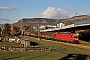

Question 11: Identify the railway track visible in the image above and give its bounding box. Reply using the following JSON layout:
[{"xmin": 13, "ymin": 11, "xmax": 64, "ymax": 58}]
[
  {"xmin": 25, "ymin": 30, "xmax": 90, "ymax": 51},
  {"xmin": 29, "ymin": 36, "xmax": 90, "ymax": 51},
  {"xmin": 79, "ymin": 41, "xmax": 90, "ymax": 49},
  {"xmin": 47, "ymin": 39, "xmax": 90, "ymax": 50}
]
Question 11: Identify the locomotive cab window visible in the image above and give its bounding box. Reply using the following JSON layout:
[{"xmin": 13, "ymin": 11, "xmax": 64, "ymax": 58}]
[{"xmin": 74, "ymin": 36, "xmax": 78, "ymax": 38}]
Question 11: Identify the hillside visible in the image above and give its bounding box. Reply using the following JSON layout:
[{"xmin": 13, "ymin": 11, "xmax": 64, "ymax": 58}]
[
  {"xmin": 13, "ymin": 14, "xmax": 90, "ymax": 26},
  {"xmin": 13, "ymin": 18, "xmax": 61, "ymax": 26},
  {"xmin": 61, "ymin": 14, "xmax": 90, "ymax": 25}
]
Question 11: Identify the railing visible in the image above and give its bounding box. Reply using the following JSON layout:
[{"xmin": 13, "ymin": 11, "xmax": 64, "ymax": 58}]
[{"xmin": 74, "ymin": 19, "xmax": 90, "ymax": 27}]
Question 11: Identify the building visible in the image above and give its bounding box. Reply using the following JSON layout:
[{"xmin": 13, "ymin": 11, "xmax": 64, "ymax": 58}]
[{"xmin": 19, "ymin": 38, "xmax": 31, "ymax": 47}]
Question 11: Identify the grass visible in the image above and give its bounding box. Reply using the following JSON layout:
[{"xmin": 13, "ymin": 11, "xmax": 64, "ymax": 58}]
[
  {"xmin": 0, "ymin": 36, "xmax": 90, "ymax": 60},
  {"xmin": 0, "ymin": 42, "xmax": 19, "ymax": 48},
  {"xmin": 0, "ymin": 51, "xmax": 67, "ymax": 60},
  {"xmin": 0, "ymin": 38, "xmax": 67, "ymax": 60},
  {"xmin": 25, "ymin": 36, "xmax": 90, "ymax": 55}
]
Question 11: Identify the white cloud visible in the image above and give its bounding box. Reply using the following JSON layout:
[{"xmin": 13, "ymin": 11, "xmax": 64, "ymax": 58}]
[
  {"xmin": 0, "ymin": 18, "xmax": 11, "ymax": 24},
  {"xmin": 0, "ymin": 6, "xmax": 18, "ymax": 11},
  {"xmin": 0, "ymin": 18, "xmax": 10, "ymax": 21},
  {"xmin": 42, "ymin": 7, "xmax": 76, "ymax": 19}
]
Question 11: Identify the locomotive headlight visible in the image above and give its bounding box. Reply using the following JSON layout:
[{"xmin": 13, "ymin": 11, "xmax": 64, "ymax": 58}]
[{"xmin": 76, "ymin": 33, "xmax": 79, "ymax": 35}]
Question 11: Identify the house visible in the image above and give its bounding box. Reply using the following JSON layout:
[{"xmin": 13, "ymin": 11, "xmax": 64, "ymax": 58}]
[{"xmin": 19, "ymin": 38, "xmax": 31, "ymax": 47}]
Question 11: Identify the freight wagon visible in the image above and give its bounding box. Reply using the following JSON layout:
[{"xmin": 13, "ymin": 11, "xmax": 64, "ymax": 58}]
[{"xmin": 54, "ymin": 32, "xmax": 79, "ymax": 43}]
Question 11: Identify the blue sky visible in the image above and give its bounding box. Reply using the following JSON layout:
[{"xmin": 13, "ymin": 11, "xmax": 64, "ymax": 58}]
[{"xmin": 0, "ymin": 0, "xmax": 90, "ymax": 24}]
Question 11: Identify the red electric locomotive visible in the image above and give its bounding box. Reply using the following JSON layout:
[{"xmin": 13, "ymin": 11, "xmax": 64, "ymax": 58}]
[{"xmin": 54, "ymin": 32, "xmax": 79, "ymax": 43}]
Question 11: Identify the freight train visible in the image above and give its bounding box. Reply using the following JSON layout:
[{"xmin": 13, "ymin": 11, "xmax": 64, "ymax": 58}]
[{"xmin": 24, "ymin": 31, "xmax": 79, "ymax": 43}]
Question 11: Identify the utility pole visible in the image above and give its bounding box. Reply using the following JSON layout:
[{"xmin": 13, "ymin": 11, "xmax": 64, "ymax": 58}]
[
  {"xmin": 36, "ymin": 20, "xmax": 40, "ymax": 40},
  {"xmin": 74, "ymin": 12, "xmax": 78, "ymax": 33}
]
